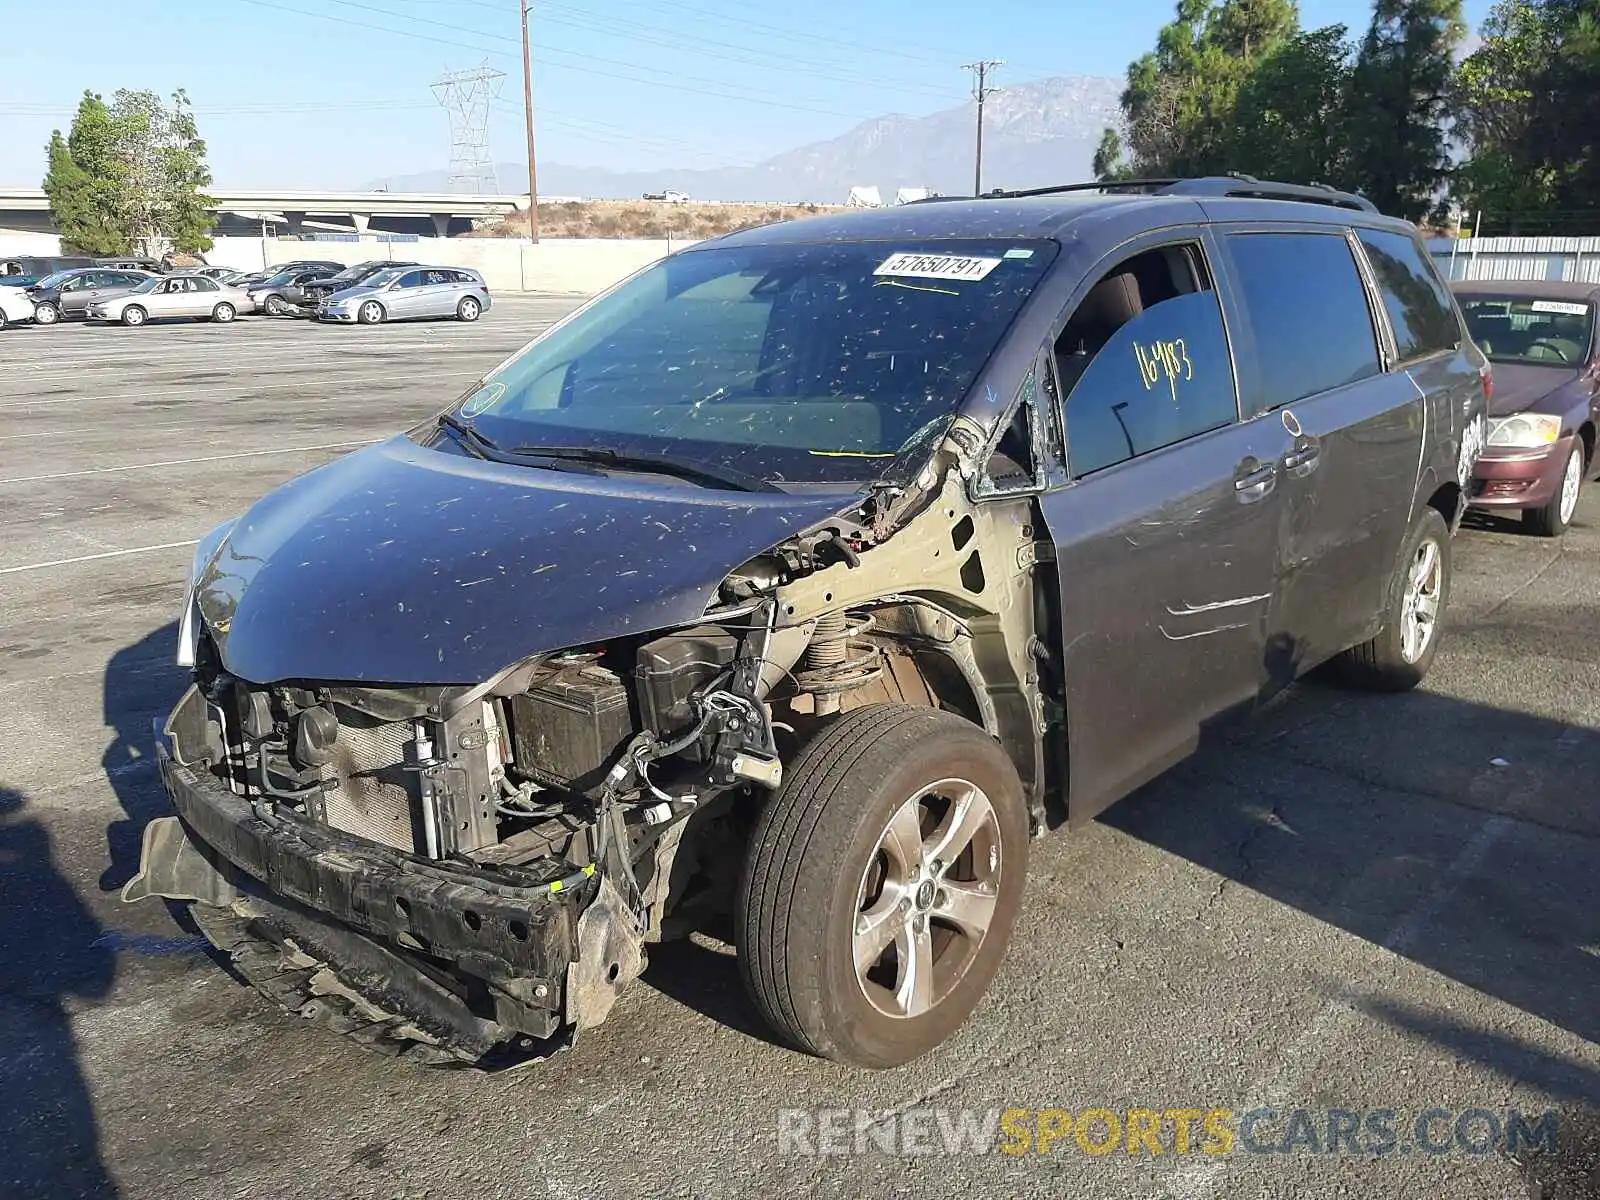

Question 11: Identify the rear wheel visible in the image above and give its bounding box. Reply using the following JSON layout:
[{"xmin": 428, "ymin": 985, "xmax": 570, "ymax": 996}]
[
  {"xmin": 456, "ymin": 296, "xmax": 481, "ymax": 322},
  {"xmin": 1331, "ymin": 507, "xmax": 1451, "ymax": 691},
  {"xmin": 1523, "ymin": 441, "xmax": 1584, "ymax": 537},
  {"xmin": 211, "ymin": 302, "xmax": 236, "ymax": 324},
  {"xmin": 33, "ymin": 301, "xmax": 59, "ymax": 326},
  {"xmin": 121, "ymin": 305, "xmax": 148, "ymax": 328},
  {"xmin": 357, "ymin": 300, "xmax": 385, "ymax": 325},
  {"xmin": 738, "ymin": 703, "xmax": 1028, "ymax": 1067}
]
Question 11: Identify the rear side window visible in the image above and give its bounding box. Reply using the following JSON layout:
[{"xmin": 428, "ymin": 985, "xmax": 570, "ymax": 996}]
[
  {"xmin": 1058, "ymin": 244, "xmax": 1240, "ymax": 477},
  {"xmin": 1357, "ymin": 228, "xmax": 1460, "ymax": 360},
  {"xmin": 1226, "ymin": 232, "xmax": 1381, "ymax": 407}
]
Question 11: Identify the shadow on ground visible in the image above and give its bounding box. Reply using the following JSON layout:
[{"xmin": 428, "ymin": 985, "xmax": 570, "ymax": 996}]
[
  {"xmin": 0, "ymin": 786, "xmax": 119, "ymax": 1198},
  {"xmin": 1104, "ymin": 682, "xmax": 1600, "ymax": 1093}
]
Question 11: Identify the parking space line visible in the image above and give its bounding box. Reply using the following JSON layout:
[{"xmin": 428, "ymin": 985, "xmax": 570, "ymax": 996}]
[
  {"xmin": 0, "ymin": 539, "xmax": 199, "ymax": 575},
  {"xmin": 0, "ymin": 440, "xmax": 376, "ymax": 484}
]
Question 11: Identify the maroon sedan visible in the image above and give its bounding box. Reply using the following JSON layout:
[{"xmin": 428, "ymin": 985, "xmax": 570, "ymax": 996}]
[{"xmin": 1454, "ymin": 279, "xmax": 1600, "ymax": 536}]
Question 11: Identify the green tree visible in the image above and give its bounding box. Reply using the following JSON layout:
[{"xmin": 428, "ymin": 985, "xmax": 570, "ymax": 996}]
[
  {"xmin": 1454, "ymin": 0, "xmax": 1562, "ymax": 225},
  {"xmin": 1118, "ymin": 0, "xmax": 1301, "ymax": 176},
  {"xmin": 1230, "ymin": 26, "xmax": 1357, "ymax": 184},
  {"xmin": 1346, "ymin": 0, "xmax": 1467, "ymax": 221},
  {"xmin": 43, "ymin": 93, "xmax": 129, "ymax": 254},
  {"xmin": 40, "ymin": 88, "xmax": 214, "ymax": 256}
]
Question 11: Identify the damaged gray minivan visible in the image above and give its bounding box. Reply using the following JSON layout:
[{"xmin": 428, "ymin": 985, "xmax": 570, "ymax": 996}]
[{"xmin": 126, "ymin": 177, "xmax": 1489, "ymax": 1068}]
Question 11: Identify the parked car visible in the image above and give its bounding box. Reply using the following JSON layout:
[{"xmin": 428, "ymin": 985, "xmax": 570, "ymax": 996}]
[
  {"xmin": 0, "ymin": 286, "xmax": 38, "ymax": 330},
  {"xmin": 299, "ymin": 260, "xmax": 421, "ymax": 308},
  {"xmin": 95, "ymin": 255, "xmax": 165, "ymax": 273},
  {"xmin": 232, "ymin": 260, "xmax": 344, "ymax": 290},
  {"xmin": 195, "ymin": 267, "xmax": 247, "ymax": 283},
  {"xmin": 124, "ymin": 177, "xmax": 1486, "ymax": 1071},
  {"xmin": 84, "ymin": 274, "xmax": 255, "ymax": 327},
  {"xmin": 1, "ymin": 255, "xmax": 95, "ymax": 283},
  {"xmin": 28, "ymin": 267, "xmax": 159, "ymax": 324},
  {"xmin": 315, "ymin": 265, "xmax": 489, "ymax": 324},
  {"xmin": 644, "ymin": 189, "xmax": 691, "ymax": 203},
  {"xmin": 1454, "ymin": 279, "xmax": 1599, "ymax": 536},
  {"xmin": 248, "ymin": 267, "xmax": 342, "ymax": 316}
]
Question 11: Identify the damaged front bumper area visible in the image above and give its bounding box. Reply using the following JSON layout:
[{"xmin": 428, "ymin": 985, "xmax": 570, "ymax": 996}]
[{"xmin": 127, "ymin": 686, "xmax": 641, "ymax": 1066}]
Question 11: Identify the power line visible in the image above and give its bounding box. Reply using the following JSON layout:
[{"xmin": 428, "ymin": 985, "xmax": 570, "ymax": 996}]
[{"xmin": 962, "ymin": 60, "xmax": 1004, "ymax": 196}]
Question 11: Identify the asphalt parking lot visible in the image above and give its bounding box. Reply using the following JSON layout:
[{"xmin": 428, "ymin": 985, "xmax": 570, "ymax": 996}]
[{"xmin": 1, "ymin": 301, "xmax": 1597, "ymax": 1200}]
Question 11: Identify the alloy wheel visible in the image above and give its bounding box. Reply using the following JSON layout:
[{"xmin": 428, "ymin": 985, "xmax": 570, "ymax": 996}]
[
  {"xmin": 1399, "ymin": 537, "xmax": 1443, "ymax": 664},
  {"xmin": 853, "ymin": 777, "xmax": 1002, "ymax": 1019},
  {"xmin": 1558, "ymin": 446, "xmax": 1583, "ymax": 526}
]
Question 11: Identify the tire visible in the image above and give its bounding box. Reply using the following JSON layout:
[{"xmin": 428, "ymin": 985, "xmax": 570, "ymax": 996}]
[
  {"xmin": 121, "ymin": 305, "xmax": 148, "ymax": 328},
  {"xmin": 1523, "ymin": 441, "xmax": 1584, "ymax": 538},
  {"xmin": 1331, "ymin": 507, "xmax": 1451, "ymax": 691},
  {"xmin": 263, "ymin": 294, "xmax": 286, "ymax": 316},
  {"xmin": 211, "ymin": 302, "xmax": 236, "ymax": 324},
  {"xmin": 357, "ymin": 300, "xmax": 385, "ymax": 325},
  {"xmin": 737, "ymin": 703, "xmax": 1028, "ymax": 1067},
  {"xmin": 0, "ymin": 308, "xmax": 7, "ymax": 331},
  {"xmin": 33, "ymin": 301, "xmax": 59, "ymax": 326},
  {"xmin": 456, "ymin": 296, "xmax": 481, "ymax": 322}
]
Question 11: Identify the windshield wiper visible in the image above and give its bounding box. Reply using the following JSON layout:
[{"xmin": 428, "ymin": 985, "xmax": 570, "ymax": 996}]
[
  {"xmin": 505, "ymin": 445, "xmax": 780, "ymax": 492},
  {"xmin": 436, "ymin": 411, "xmax": 498, "ymax": 458}
]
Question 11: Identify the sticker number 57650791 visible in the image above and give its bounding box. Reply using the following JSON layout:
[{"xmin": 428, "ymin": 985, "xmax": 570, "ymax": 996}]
[{"xmin": 873, "ymin": 253, "xmax": 1002, "ymax": 282}]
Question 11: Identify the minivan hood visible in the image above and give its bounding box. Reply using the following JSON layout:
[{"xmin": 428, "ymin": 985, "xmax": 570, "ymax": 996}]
[
  {"xmin": 195, "ymin": 436, "xmax": 852, "ymax": 685},
  {"xmin": 1488, "ymin": 362, "xmax": 1583, "ymax": 416}
]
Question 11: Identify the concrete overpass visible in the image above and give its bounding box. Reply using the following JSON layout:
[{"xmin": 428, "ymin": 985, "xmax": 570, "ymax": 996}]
[{"xmin": 0, "ymin": 187, "xmax": 525, "ymax": 238}]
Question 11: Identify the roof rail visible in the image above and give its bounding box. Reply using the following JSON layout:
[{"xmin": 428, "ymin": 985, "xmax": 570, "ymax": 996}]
[{"xmin": 975, "ymin": 174, "xmax": 1378, "ymax": 213}]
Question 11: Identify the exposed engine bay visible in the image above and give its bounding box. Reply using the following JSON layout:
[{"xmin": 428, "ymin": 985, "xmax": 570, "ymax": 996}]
[{"xmin": 132, "ymin": 437, "xmax": 1053, "ymax": 1066}]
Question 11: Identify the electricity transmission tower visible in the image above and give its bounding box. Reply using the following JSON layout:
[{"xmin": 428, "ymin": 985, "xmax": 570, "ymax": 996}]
[
  {"xmin": 432, "ymin": 62, "xmax": 506, "ymax": 194},
  {"xmin": 962, "ymin": 60, "xmax": 1004, "ymax": 196}
]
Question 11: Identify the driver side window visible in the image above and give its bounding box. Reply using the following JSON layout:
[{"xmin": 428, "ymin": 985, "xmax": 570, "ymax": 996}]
[{"xmin": 1057, "ymin": 244, "xmax": 1240, "ymax": 478}]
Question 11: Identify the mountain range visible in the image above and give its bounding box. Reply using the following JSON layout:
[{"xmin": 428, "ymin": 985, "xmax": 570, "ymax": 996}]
[{"xmin": 369, "ymin": 75, "xmax": 1123, "ymax": 203}]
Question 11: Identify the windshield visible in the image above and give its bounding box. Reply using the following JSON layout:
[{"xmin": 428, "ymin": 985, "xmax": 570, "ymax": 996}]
[
  {"xmin": 1461, "ymin": 296, "xmax": 1595, "ymax": 367},
  {"xmin": 452, "ymin": 238, "xmax": 1058, "ymax": 485},
  {"xmin": 35, "ymin": 270, "xmax": 81, "ymax": 289},
  {"xmin": 362, "ymin": 269, "xmax": 405, "ymax": 288}
]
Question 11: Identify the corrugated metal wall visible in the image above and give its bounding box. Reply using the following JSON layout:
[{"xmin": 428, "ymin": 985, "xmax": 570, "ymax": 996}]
[{"xmin": 1427, "ymin": 237, "xmax": 1600, "ymax": 284}]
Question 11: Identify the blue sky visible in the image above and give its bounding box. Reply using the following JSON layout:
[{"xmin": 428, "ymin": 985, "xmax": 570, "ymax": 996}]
[{"xmin": 0, "ymin": 0, "xmax": 1494, "ymax": 188}]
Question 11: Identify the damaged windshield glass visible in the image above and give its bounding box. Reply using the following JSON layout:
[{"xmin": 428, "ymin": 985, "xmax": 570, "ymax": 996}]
[{"xmin": 451, "ymin": 238, "xmax": 1058, "ymax": 484}]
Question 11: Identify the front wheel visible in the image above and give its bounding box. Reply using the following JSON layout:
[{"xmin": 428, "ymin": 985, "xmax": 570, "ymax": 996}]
[
  {"xmin": 1524, "ymin": 441, "xmax": 1584, "ymax": 538},
  {"xmin": 121, "ymin": 305, "xmax": 148, "ymax": 328},
  {"xmin": 738, "ymin": 703, "xmax": 1028, "ymax": 1067},
  {"xmin": 1331, "ymin": 507, "xmax": 1451, "ymax": 691},
  {"xmin": 357, "ymin": 300, "xmax": 385, "ymax": 325},
  {"xmin": 210, "ymin": 302, "xmax": 236, "ymax": 324},
  {"xmin": 263, "ymin": 294, "xmax": 287, "ymax": 316},
  {"xmin": 33, "ymin": 301, "xmax": 59, "ymax": 326},
  {"xmin": 456, "ymin": 296, "xmax": 481, "ymax": 322},
  {"xmin": 0, "ymin": 308, "xmax": 7, "ymax": 331}
]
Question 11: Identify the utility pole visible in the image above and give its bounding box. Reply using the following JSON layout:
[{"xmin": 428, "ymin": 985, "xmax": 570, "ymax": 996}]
[
  {"xmin": 520, "ymin": 0, "xmax": 541, "ymax": 243},
  {"xmin": 962, "ymin": 60, "xmax": 1004, "ymax": 196}
]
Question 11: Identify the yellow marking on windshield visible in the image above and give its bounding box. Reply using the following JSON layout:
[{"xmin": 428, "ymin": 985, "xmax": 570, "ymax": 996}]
[
  {"xmin": 872, "ymin": 279, "xmax": 961, "ymax": 297},
  {"xmin": 808, "ymin": 449, "xmax": 899, "ymax": 458}
]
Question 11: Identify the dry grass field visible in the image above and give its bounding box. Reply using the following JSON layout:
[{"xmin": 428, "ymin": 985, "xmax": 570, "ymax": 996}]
[{"xmin": 483, "ymin": 198, "xmax": 846, "ymax": 239}]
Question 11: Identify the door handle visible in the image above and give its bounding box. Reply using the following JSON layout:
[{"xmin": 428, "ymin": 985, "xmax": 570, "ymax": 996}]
[
  {"xmin": 1283, "ymin": 442, "xmax": 1321, "ymax": 476},
  {"xmin": 1234, "ymin": 461, "xmax": 1277, "ymax": 503}
]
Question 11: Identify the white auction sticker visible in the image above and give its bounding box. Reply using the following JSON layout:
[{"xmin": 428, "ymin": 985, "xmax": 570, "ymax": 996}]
[
  {"xmin": 873, "ymin": 252, "xmax": 1002, "ymax": 281},
  {"xmin": 1530, "ymin": 300, "xmax": 1590, "ymax": 316}
]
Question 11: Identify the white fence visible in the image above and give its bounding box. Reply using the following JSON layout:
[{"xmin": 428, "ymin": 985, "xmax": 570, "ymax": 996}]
[
  {"xmin": 210, "ymin": 235, "xmax": 702, "ymax": 295},
  {"xmin": 1426, "ymin": 236, "xmax": 1600, "ymax": 284},
  {"xmin": 0, "ymin": 230, "xmax": 701, "ymax": 296}
]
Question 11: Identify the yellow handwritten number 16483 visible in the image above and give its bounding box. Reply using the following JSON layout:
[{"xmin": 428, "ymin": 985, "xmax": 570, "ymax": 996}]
[{"xmin": 1133, "ymin": 338, "xmax": 1193, "ymax": 401}]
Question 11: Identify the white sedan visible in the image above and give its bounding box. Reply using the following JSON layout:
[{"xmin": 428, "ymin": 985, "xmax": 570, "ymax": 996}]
[
  {"xmin": 0, "ymin": 285, "xmax": 36, "ymax": 330},
  {"xmin": 85, "ymin": 275, "xmax": 256, "ymax": 327}
]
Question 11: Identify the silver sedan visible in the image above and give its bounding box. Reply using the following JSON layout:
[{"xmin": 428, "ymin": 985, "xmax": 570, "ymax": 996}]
[{"xmin": 85, "ymin": 275, "xmax": 257, "ymax": 327}]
